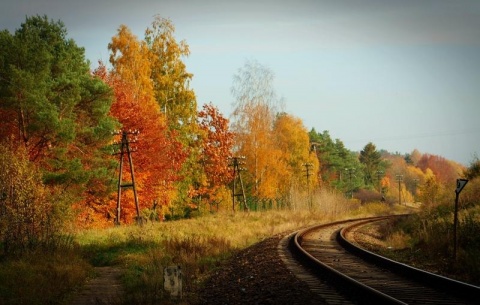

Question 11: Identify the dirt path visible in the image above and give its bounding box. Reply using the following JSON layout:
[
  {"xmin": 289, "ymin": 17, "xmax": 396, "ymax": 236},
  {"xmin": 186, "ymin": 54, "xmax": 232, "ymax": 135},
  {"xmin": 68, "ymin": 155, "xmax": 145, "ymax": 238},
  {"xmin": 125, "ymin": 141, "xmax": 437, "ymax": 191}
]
[{"xmin": 69, "ymin": 267, "xmax": 124, "ymax": 305}]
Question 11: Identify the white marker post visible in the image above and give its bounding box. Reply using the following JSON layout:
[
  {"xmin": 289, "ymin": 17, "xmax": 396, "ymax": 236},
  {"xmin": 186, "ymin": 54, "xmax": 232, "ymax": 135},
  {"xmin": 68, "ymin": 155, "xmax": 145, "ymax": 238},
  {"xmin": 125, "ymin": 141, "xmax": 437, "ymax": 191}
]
[
  {"xmin": 453, "ymin": 179, "xmax": 468, "ymax": 261},
  {"xmin": 164, "ymin": 265, "xmax": 183, "ymax": 298}
]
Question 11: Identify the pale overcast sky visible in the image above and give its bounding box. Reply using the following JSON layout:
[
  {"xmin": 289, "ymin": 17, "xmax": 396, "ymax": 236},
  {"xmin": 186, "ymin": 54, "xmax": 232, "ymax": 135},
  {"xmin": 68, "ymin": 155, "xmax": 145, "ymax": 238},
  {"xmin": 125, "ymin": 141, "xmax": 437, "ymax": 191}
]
[{"xmin": 1, "ymin": 0, "xmax": 479, "ymax": 165}]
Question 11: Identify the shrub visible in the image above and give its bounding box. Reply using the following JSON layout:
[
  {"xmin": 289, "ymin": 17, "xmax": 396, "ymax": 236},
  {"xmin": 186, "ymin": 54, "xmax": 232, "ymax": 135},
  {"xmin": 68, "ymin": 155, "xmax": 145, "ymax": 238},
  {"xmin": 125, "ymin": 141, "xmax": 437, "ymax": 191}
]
[
  {"xmin": 0, "ymin": 144, "xmax": 61, "ymax": 254},
  {"xmin": 354, "ymin": 189, "xmax": 383, "ymax": 204}
]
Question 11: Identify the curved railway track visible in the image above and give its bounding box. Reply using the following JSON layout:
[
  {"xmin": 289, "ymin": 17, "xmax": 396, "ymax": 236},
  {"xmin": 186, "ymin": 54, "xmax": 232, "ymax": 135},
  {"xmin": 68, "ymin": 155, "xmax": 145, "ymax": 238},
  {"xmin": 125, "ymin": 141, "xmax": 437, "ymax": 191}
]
[{"xmin": 288, "ymin": 215, "xmax": 480, "ymax": 305}]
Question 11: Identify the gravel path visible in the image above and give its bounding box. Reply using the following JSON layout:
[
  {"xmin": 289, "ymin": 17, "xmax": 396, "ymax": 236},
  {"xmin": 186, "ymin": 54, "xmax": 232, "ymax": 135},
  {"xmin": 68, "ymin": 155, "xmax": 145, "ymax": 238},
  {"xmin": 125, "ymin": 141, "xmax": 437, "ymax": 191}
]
[
  {"xmin": 69, "ymin": 267, "xmax": 124, "ymax": 305},
  {"xmin": 193, "ymin": 233, "xmax": 327, "ymax": 305}
]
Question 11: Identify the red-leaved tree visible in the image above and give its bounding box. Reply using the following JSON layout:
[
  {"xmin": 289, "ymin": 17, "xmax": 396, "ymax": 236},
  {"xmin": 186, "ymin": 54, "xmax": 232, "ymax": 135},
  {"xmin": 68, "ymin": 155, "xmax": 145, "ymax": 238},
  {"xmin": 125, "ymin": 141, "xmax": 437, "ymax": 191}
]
[
  {"xmin": 91, "ymin": 64, "xmax": 186, "ymax": 224},
  {"xmin": 195, "ymin": 103, "xmax": 234, "ymax": 210}
]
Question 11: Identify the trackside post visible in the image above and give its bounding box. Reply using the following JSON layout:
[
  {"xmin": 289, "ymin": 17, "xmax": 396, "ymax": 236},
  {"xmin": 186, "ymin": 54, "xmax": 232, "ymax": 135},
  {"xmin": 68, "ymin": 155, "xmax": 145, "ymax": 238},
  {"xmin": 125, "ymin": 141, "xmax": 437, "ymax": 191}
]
[{"xmin": 453, "ymin": 178, "xmax": 468, "ymax": 261}]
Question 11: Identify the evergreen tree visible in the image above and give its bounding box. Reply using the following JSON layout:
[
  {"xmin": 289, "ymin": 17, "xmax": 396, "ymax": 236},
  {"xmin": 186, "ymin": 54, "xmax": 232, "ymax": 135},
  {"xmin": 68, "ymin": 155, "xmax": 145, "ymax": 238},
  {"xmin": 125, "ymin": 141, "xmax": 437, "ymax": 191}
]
[
  {"xmin": 0, "ymin": 15, "xmax": 117, "ymax": 205},
  {"xmin": 309, "ymin": 129, "xmax": 363, "ymax": 194},
  {"xmin": 359, "ymin": 142, "xmax": 382, "ymax": 187}
]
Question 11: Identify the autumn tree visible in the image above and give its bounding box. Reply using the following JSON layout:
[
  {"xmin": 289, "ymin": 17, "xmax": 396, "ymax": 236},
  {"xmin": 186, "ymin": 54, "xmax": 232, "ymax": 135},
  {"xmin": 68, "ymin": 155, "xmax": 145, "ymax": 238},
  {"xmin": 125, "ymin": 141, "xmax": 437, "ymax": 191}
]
[
  {"xmin": 107, "ymin": 24, "xmax": 187, "ymax": 223},
  {"xmin": 145, "ymin": 16, "xmax": 196, "ymax": 134},
  {"xmin": 465, "ymin": 155, "xmax": 480, "ymax": 180},
  {"xmin": 410, "ymin": 149, "xmax": 422, "ymax": 166},
  {"xmin": 144, "ymin": 16, "xmax": 200, "ymax": 215},
  {"xmin": 418, "ymin": 168, "xmax": 441, "ymax": 207},
  {"xmin": 230, "ymin": 60, "xmax": 282, "ymax": 201},
  {"xmin": 405, "ymin": 149, "xmax": 422, "ymax": 166},
  {"xmin": 195, "ymin": 103, "xmax": 234, "ymax": 211},
  {"xmin": 0, "ymin": 16, "xmax": 117, "ymax": 211},
  {"xmin": 403, "ymin": 165, "xmax": 424, "ymax": 201},
  {"xmin": 379, "ymin": 152, "xmax": 413, "ymax": 203},
  {"xmin": 109, "ymin": 25, "xmax": 154, "ymax": 103},
  {"xmin": 462, "ymin": 156, "xmax": 480, "ymax": 206},
  {"xmin": 417, "ymin": 153, "xmax": 463, "ymax": 185},
  {"xmin": 273, "ymin": 113, "xmax": 319, "ymax": 199},
  {"xmin": 0, "ymin": 143, "xmax": 58, "ymax": 253}
]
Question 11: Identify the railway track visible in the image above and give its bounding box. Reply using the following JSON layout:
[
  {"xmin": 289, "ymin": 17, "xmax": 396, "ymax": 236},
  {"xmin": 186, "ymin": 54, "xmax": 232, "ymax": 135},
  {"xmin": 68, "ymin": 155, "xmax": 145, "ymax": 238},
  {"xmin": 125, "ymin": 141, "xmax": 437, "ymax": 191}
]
[{"xmin": 287, "ymin": 215, "xmax": 480, "ymax": 304}]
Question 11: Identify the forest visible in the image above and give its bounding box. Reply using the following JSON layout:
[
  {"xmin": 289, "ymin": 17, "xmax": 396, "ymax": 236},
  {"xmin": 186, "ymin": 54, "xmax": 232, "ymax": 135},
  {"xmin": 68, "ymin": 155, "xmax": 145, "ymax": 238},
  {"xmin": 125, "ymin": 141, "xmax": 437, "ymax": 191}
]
[{"xmin": 1, "ymin": 15, "xmax": 480, "ymax": 304}]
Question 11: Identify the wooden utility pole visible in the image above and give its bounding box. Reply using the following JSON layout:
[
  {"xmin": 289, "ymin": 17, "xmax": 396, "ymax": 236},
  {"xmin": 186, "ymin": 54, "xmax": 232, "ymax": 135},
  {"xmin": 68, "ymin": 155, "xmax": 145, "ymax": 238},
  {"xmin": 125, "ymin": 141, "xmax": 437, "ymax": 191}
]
[
  {"xmin": 113, "ymin": 130, "xmax": 140, "ymax": 225},
  {"xmin": 395, "ymin": 174, "xmax": 403, "ymax": 205},
  {"xmin": 229, "ymin": 156, "xmax": 248, "ymax": 212},
  {"xmin": 376, "ymin": 170, "xmax": 384, "ymax": 194},
  {"xmin": 413, "ymin": 178, "xmax": 419, "ymax": 202},
  {"xmin": 303, "ymin": 163, "xmax": 313, "ymax": 208},
  {"xmin": 345, "ymin": 168, "xmax": 355, "ymax": 199}
]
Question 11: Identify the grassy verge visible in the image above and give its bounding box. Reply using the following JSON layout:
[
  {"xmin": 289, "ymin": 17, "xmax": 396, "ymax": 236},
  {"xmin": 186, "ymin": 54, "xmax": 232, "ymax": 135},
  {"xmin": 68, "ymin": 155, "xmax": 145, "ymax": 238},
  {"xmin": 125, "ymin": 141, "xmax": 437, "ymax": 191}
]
[
  {"xmin": 359, "ymin": 206, "xmax": 480, "ymax": 286},
  {"xmin": 75, "ymin": 197, "xmax": 403, "ymax": 304},
  {"xmin": 77, "ymin": 210, "xmax": 335, "ymax": 303},
  {"xmin": 0, "ymin": 247, "xmax": 92, "ymax": 305},
  {"xmin": 0, "ymin": 194, "xmax": 405, "ymax": 305}
]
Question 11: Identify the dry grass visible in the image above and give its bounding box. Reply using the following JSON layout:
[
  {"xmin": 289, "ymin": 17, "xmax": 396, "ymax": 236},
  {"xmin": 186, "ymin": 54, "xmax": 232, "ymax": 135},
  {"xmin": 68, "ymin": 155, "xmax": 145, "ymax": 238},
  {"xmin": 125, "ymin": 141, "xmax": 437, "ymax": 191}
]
[
  {"xmin": 385, "ymin": 231, "xmax": 412, "ymax": 250},
  {"xmin": 0, "ymin": 189, "xmax": 405, "ymax": 305},
  {"xmin": 77, "ymin": 210, "xmax": 340, "ymax": 304},
  {"xmin": 75, "ymin": 190, "xmax": 389, "ymax": 304},
  {"xmin": 369, "ymin": 195, "xmax": 480, "ymax": 285},
  {"xmin": 0, "ymin": 248, "xmax": 91, "ymax": 305}
]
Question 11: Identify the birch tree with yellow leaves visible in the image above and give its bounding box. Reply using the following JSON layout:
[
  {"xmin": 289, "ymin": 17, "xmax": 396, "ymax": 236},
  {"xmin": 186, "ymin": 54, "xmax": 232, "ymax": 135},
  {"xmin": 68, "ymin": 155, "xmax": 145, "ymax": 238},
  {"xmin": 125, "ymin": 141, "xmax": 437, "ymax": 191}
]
[
  {"xmin": 231, "ymin": 60, "xmax": 317, "ymax": 207},
  {"xmin": 273, "ymin": 113, "xmax": 319, "ymax": 196},
  {"xmin": 145, "ymin": 16, "xmax": 202, "ymax": 215},
  {"xmin": 231, "ymin": 60, "xmax": 280, "ymax": 199}
]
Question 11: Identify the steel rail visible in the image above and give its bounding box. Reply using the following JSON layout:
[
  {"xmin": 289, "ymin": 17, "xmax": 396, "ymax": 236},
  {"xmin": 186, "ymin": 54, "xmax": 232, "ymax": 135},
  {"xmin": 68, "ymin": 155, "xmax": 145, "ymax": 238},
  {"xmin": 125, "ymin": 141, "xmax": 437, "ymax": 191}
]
[
  {"xmin": 338, "ymin": 217, "xmax": 480, "ymax": 304},
  {"xmin": 291, "ymin": 215, "xmax": 478, "ymax": 304},
  {"xmin": 292, "ymin": 216, "xmax": 406, "ymax": 304}
]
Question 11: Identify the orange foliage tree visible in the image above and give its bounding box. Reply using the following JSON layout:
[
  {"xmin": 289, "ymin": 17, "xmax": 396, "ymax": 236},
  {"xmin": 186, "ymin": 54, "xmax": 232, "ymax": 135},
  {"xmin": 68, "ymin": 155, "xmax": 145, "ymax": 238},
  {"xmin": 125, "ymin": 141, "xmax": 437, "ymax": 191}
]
[
  {"xmin": 107, "ymin": 20, "xmax": 200, "ymax": 219},
  {"xmin": 382, "ymin": 152, "xmax": 422, "ymax": 203},
  {"xmin": 417, "ymin": 153, "xmax": 463, "ymax": 185},
  {"xmin": 238, "ymin": 103, "xmax": 278, "ymax": 198},
  {"xmin": 380, "ymin": 150, "xmax": 465, "ymax": 204},
  {"xmin": 194, "ymin": 103, "xmax": 234, "ymax": 210},
  {"xmin": 94, "ymin": 61, "xmax": 186, "ymax": 223},
  {"xmin": 273, "ymin": 113, "xmax": 319, "ymax": 198},
  {"xmin": 145, "ymin": 17, "xmax": 201, "ymax": 216}
]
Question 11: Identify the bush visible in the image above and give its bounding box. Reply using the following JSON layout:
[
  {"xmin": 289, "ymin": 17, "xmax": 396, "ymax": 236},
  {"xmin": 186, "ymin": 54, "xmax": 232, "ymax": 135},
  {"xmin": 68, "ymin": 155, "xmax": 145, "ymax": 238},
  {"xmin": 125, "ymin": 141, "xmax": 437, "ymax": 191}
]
[
  {"xmin": 0, "ymin": 144, "xmax": 62, "ymax": 254},
  {"xmin": 354, "ymin": 189, "xmax": 384, "ymax": 204}
]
